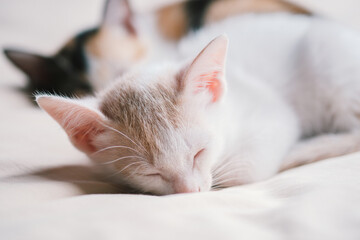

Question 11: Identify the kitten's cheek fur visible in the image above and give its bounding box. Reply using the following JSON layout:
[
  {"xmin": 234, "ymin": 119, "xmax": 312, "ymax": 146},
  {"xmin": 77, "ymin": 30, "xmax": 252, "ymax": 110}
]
[{"xmin": 205, "ymin": 174, "xmax": 213, "ymax": 191}]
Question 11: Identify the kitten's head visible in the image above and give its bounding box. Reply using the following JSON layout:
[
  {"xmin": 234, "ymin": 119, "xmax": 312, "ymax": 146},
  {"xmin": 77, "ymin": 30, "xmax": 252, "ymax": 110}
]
[
  {"xmin": 3, "ymin": 0, "xmax": 146, "ymax": 99},
  {"xmin": 36, "ymin": 35, "xmax": 228, "ymax": 195}
]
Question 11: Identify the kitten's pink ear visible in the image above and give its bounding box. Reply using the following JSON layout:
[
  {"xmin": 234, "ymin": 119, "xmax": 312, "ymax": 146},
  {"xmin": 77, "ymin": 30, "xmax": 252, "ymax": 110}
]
[
  {"xmin": 36, "ymin": 95, "xmax": 106, "ymax": 154},
  {"xmin": 102, "ymin": 0, "xmax": 136, "ymax": 35},
  {"xmin": 179, "ymin": 35, "xmax": 228, "ymax": 103}
]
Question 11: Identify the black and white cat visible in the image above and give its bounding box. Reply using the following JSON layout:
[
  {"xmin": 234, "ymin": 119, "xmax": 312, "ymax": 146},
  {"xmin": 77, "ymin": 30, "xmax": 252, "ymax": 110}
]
[{"xmin": 3, "ymin": 0, "xmax": 308, "ymax": 100}]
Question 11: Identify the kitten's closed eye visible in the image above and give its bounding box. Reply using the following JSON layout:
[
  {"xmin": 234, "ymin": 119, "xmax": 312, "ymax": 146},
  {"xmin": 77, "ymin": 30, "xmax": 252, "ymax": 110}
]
[
  {"xmin": 145, "ymin": 173, "xmax": 162, "ymax": 178},
  {"xmin": 140, "ymin": 172, "xmax": 167, "ymax": 181},
  {"xmin": 193, "ymin": 148, "xmax": 205, "ymax": 168},
  {"xmin": 194, "ymin": 149, "xmax": 205, "ymax": 159}
]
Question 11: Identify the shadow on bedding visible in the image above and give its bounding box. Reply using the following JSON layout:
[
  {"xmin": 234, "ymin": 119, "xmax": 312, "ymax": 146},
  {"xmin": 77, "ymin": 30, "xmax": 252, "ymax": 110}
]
[{"xmin": 29, "ymin": 165, "xmax": 130, "ymax": 195}]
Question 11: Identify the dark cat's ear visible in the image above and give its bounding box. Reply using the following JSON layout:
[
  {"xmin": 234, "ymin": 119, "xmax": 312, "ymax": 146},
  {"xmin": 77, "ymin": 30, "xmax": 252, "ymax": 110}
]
[
  {"xmin": 3, "ymin": 48, "xmax": 54, "ymax": 86},
  {"xmin": 102, "ymin": 0, "xmax": 136, "ymax": 35}
]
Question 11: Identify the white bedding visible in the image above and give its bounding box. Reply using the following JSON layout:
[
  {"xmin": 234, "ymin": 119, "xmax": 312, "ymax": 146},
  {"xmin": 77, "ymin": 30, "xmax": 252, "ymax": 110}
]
[{"xmin": 1, "ymin": 0, "xmax": 360, "ymax": 239}]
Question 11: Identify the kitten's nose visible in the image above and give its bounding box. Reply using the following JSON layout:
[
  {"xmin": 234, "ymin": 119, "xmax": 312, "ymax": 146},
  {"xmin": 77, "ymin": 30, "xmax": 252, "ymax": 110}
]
[
  {"xmin": 175, "ymin": 186, "xmax": 200, "ymax": 194},
  {"xmin": 173, "ymin": 180, "xmax": 201, "ymax": 193}
]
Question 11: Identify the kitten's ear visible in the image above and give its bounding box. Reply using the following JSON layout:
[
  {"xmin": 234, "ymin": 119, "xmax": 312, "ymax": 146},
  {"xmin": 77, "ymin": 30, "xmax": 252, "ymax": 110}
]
[
  {"xmin": 179, "ymin": 35, "xmax": 228, "ymax": 103},
  {"xmin": 3, "ymin": 48, "xmax": 54, "ymax": 85},
  {"xmin": 102, "ymin": 0, "xmax": 136, "ymax": 35},
  {"xmin": 36, "ymin": 95, "xmax": 106, "ymax": 154}
]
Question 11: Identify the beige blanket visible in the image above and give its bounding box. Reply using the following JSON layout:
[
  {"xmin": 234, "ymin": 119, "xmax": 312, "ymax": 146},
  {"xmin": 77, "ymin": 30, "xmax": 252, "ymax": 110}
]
[{"xmin": 1, "ymin": 0, "xmax": 360, "ymax": 239}]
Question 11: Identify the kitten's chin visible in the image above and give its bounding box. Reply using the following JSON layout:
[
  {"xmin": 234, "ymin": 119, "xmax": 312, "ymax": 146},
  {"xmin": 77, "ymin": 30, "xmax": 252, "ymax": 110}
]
[
  {"xmin": 203, "ymin": 183, "xmax": 212, "ymax": 192},
  {"xmin": 145, "ymin": 188, "xmax": 174, "ymax": 196},
  {"xmin": 146, "ymin": 184, "xmax": 210, "ymax": 196}
]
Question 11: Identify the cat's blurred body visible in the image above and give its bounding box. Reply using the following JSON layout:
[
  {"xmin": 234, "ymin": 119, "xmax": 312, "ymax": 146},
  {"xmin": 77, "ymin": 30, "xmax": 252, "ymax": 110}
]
[{"xmin": 4, "ymin": 0, "xmax": 309, "ymax": 100}]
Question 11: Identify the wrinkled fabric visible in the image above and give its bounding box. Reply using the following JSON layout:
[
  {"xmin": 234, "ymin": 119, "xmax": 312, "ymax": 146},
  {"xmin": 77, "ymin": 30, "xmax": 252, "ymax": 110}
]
[{"xmin": 1, "ymin": 1, "xmax": 360, "ymax": 239}]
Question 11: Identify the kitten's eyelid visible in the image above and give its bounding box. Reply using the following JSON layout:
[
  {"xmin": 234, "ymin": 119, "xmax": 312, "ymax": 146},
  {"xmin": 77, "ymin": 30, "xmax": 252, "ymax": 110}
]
[
  {"xmin": 193, "ymin": 148, "xmax": 205, "ymax": 168},
  {"xmin": 146, "ymin": 173, "xmax": 160, "ymax": 176},
  {"xmin": 145, "ymin": 173, "xmax": 163, "ymax": 178},
  {"xmin": 145, "ymin": 173, "xmax": 170, "ymax": 182},
  {"xmin": 194, "ymin": 148, "xmax": 205, "ymax": 158}
]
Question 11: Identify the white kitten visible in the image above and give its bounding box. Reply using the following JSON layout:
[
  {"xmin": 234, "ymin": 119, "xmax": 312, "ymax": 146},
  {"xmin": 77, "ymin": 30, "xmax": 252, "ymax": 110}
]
[{"xmin": 37, "ymin": 14, "xmax": 360, "ymax": 195}]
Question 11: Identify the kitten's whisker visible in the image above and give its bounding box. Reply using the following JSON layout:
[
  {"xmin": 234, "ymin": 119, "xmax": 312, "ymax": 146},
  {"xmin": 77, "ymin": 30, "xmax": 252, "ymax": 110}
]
[
  {"xmin": 92, "ymin": 145, "xmax": 142, "ymax": 156},
  {"xmin": 212, "ymin": 158, "xmax": 234, "ymax": 172},
  {"xmin": 109, "ymin": 161, "xmax": 144, "ymax": 177},
  {"xmin": 214, "ymin": 168, "xmax": 240, "ymax": 180},
  {"xmin": 212, "ymin": 167, "xmax": 245, "ymax": 184},
  {"xmin": 211, "ymin": 186, "xmax": 224, "ymax": 191},
  {"xmin": 100, "ymin": 122, "xmax": 148, "ymax": 154},
  {"xmin": 212, "ymin": 163, "xmax": 231, "ymax": 177},
  {"xmin": 212, "ymin": 160, "xmax": 234, "ymax": 176},
  {"xmin": 212, "ymin": 165, "xmax": 250, "ymax": 186},
  {"xmin": 211, "ymin": 175, "xmax": 226, "ymax": 183},
  {"xmin": 212, "ymin": 177, "xmax": 243, "ymax": 187},
  {"xmin": 101, "ymin": 155, "xmax": 148, "ymax": 165},
  {"xmin": 129, "ymin": 164, "xmax": 149, "ymax": 177}
]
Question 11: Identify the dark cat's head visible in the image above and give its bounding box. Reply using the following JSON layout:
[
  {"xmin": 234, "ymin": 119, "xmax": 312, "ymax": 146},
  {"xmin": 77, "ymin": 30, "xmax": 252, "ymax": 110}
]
[
  {"xmin": 3, "ymin": 0, "xmax": 143, "ymax": 101},
  {"xmin": 4, "ymin": 28, "xmax": 97, "ymax": 99}
]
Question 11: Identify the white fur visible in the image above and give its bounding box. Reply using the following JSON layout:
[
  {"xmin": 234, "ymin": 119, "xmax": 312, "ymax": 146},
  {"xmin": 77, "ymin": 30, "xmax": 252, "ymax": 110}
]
[
  {"xmin": 174, "ymin": 13, "xmax": 360, "ymax": 184},
  {"xmin": 37, "ymin": 13, "xmax": 360, "ymax": 194},
  {"xmin": 181, "ymin": 13, "xmax": 360, "ymax": 133}
]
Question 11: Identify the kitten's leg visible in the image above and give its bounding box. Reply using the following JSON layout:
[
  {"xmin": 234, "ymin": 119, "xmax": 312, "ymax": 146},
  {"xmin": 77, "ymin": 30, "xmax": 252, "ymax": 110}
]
[{"xmin": 280, "ymin": 131, "xmax": 360, "ymax": 171}]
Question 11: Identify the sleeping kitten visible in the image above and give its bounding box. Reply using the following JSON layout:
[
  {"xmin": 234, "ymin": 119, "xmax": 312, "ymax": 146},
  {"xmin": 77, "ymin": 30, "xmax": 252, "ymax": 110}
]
[
  {"xmin": 3, "ymin": 0, "xmax": 309, "ymax": 101},
  {"xmin": 36, "ymin": 13, "xmax": 360, "ymax": 195}
]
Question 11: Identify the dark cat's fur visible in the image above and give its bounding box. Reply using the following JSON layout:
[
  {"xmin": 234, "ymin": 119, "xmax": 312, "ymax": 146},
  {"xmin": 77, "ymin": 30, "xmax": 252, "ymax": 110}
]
[{"xmin": 4, "ymin": 29, "xmax": 97, "ymax": 99}]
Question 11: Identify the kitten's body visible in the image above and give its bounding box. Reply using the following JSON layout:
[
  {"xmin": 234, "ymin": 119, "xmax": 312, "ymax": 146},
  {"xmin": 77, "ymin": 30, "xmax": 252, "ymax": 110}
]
[
  {"xmin": 178, "ymin": 14, "xmax": 360, "ymax": 175},
  {"xmin": 180, "ymin": 14, "xmax": 360, "ymax": 137},
  {"xmin": 37, "ymin": 13, "xmax": 360, "ymax": 195},
  {"xmin": 4, "ymin": 0, "xmax": 309, "ymax": 100}
]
